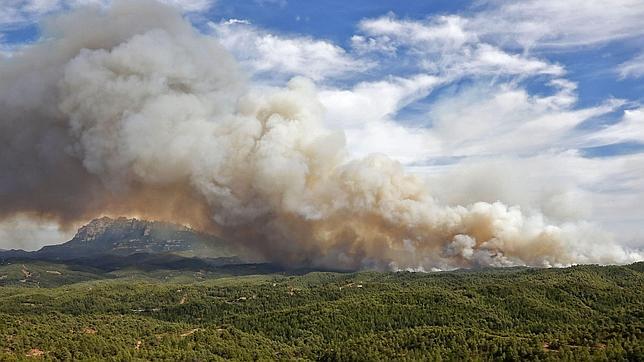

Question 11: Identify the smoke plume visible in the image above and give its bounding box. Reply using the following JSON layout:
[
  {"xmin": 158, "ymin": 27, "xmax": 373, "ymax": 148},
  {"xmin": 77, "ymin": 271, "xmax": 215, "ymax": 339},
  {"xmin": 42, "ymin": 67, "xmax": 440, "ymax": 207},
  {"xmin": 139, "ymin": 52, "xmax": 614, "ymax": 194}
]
[{"xmin": 0, "ymin": 0, "xmax": 640, "ymax": 270}]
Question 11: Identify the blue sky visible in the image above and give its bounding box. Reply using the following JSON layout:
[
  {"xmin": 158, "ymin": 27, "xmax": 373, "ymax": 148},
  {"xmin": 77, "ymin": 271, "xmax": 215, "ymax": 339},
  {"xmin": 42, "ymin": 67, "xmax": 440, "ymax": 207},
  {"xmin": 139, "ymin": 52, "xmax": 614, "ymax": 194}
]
[{"xmin": 1, "ymin": 0, "xmax": 643, "ymax": 250}]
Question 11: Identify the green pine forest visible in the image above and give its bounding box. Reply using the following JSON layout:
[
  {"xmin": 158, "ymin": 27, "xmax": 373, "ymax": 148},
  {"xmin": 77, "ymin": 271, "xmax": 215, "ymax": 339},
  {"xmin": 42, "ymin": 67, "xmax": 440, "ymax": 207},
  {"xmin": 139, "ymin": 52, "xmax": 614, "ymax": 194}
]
[{"xmin": 0, "ymin": 261, "xmax": 642, "ymax": 361}]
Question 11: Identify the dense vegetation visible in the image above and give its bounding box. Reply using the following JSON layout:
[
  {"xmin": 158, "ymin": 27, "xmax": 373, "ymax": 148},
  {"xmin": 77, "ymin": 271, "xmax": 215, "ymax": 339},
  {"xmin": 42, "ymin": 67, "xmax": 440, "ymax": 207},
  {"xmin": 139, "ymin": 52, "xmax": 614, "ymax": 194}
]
[{"xmin": 0, "ymin": 261, "xmax": 642, "ymax": 361}]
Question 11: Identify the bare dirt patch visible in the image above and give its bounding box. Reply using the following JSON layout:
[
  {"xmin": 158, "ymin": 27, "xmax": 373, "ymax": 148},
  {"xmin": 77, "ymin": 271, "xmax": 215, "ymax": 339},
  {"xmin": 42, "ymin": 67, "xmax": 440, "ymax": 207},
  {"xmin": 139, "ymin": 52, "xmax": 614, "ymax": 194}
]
[
  {"xmin": 26, "ymin": 348, "xmax": 44, "ymax": 358},
  {"xmin": 21, "ymin": 265, "xmax": 32, "ymax": 279},
  {"xmin": 82, "ymin": 328, "xmax": 97, "ymax": 335},
  {"xmin": 180, "ymin": 328, "xmax": 201, "ymax": 337}
]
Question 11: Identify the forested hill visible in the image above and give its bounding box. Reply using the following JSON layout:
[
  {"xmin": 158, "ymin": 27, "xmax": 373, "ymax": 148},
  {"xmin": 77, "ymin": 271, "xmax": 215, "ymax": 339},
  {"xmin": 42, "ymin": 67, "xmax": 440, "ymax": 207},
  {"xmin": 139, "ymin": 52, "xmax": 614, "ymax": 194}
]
[{"xmin": 0, "ymin": 261, "xmax": 642, "ymax": 360}]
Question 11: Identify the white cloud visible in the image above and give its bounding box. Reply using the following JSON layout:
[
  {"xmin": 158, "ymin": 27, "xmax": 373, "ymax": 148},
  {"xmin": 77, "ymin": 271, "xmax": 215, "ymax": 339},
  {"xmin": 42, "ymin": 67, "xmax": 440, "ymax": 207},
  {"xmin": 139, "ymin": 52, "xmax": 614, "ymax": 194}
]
[
  {"xmin": 354, "ymin": 14, "xmax": 564, "ymax": 78},
  {"xmin": 320, "ymin": 74, "xmax": 440, "ymax": 128},
  {"xmin": 350, "ymin": 34, "xmax": 397, "ymax": 55},
  {"xmin": 473, "ymin": 0, "xmax": 644, "ymax": 49},
  {"xmin": 463, "ymin": 44, "xmax": 564, "ymax": 77},
  {"xmin": 617, "ymin": 52, "xmax": 644, "ymax": 79},
  {"xmin": 318, "ymin": 74, "xmax": 442, "ymax": 162},
  {"xmin": 223, "ymin": 18, "xmax": 250, "ymax": 25},
  {"xmin": 586, "ymin": 107, "xmax": 644, "ymax": 146},
  {"xmin": 424, "ymin": 81, "xmax": 621, "ymax": 157},
  {"xmin": 210, "ymin": 20, "xmax": 370, "ymax": 81},
  {"xmin": 0, "ymin": 2, "xmax": 37, "ymax": 28},
  {"xmin": 21, "ymin": 0, "xmax": 61, "ymax": 15},
  {"xmin": 358, "ymin": 15, "xmax": 473, "ymax": 52},
  {"xmin": 351, "ymin": 0, "xmax": 644, "ymax": 83}
]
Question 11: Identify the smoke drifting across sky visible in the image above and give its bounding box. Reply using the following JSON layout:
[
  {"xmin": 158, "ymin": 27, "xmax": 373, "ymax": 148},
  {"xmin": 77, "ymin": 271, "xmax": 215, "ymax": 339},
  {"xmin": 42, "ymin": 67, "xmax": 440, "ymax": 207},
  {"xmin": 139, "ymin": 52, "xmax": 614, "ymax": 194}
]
[{"xmin": 0, "ymin": 0, "xmax": 641, "ymax": 270}]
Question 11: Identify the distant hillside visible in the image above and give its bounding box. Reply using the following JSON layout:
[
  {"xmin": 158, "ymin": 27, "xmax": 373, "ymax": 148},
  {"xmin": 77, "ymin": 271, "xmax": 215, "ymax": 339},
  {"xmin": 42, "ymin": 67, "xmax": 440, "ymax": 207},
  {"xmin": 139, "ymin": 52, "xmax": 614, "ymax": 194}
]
[
  {"xmin": 0, "ymin": 256, "xmax": 289, "ymax": 287},
  {"xmin": 0, "ymin": 217, "xmax": 239, "ymax": 261},
  {"xmin": 0, "ymin": 262, "xmax": 642, "ymax": 360}
]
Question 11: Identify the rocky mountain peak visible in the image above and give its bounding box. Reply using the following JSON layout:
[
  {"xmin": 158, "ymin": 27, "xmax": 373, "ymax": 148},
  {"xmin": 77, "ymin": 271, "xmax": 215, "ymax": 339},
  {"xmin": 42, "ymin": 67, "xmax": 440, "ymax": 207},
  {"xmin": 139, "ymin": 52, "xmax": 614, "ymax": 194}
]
[
  {"xmin": 74, "ymin": 217, "xmax": 139, "ymax": 241},
  {"xmin": 72, "ymin": 217, "xmax": 191, "ymax": 243},
  {"xmin": 33, "ymin": 216, "xmax": 237, "ymax": 259}
]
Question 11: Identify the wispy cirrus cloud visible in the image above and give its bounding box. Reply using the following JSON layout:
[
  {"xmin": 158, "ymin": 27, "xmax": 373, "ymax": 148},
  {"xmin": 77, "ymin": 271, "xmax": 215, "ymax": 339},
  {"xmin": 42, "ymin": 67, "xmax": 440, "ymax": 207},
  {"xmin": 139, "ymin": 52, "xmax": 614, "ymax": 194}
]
[
  {"xmin": 353, "ymin": 14, "xmax": 564, "ymax": 79},
  {"xmin": 586, "ymin": 108, "xmax": 644, "ymax": 145},
  {"xmin": 472, "ymin": 0, "xmax": 644, "ymax": 49},
  {"xmin": 618, "ymin": 52, "xmax": 644, "ymax": 79},
  {"xmin": 210, "ymin": 19, "xmax": 371, "ymax": 81}
]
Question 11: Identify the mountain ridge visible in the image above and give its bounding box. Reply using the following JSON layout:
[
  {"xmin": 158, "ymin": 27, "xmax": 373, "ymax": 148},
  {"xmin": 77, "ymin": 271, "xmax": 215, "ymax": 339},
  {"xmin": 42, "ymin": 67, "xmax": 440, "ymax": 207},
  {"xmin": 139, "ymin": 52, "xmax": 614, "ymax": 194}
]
[{"xmin": 0, "ymin": 216, "xmax": 239, "ymax": 261}]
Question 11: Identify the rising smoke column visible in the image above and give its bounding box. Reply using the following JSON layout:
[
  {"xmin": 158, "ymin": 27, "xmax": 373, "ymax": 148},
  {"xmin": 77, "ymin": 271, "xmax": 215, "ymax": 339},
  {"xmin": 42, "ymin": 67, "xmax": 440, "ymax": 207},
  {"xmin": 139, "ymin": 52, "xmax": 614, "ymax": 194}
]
[{"xmin": 0, "ymin": 0, "xmax": 640, "ymax": 270}]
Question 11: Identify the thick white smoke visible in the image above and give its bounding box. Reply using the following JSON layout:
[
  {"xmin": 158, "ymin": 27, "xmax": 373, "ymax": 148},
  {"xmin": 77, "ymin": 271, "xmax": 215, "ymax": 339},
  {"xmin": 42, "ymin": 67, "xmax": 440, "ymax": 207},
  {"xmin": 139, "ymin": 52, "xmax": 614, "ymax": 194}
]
[{"xmin": 0, "ymin": 0, "xmax": 640, "ymax": 270}]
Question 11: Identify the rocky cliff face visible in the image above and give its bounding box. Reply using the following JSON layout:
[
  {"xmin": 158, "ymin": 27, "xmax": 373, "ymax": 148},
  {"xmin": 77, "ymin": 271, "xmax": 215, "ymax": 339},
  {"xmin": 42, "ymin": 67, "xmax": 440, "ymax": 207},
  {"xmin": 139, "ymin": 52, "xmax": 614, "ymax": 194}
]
[
  {"xmin": 72, "ymin": 217, "xmax": 189, "ymax": 242},
  {"xmin": 33, "ymin": 217, "xmax": 236, "ymax": 260},
  {"xmin": 73, "ymin": 217, "xmax": 136, "ymax": 241}
]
